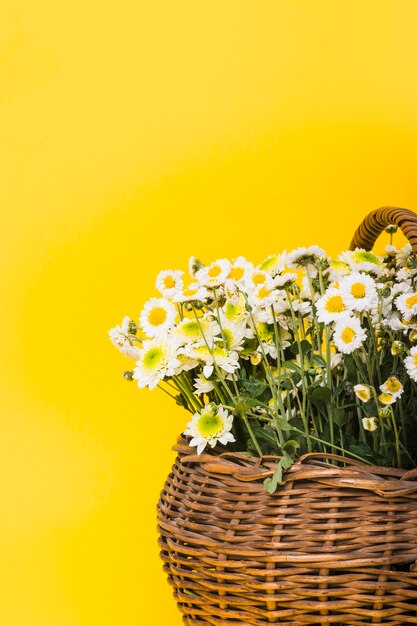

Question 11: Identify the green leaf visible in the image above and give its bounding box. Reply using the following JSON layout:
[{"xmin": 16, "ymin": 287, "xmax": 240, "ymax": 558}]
[
  {"xmin": 283, "ymin": 439, "xmax": 301, "ymax": 454},
  {"xmin": 282, "ymin": 360, "xmax": 302, "ymax": 373},
  {"xmin": 311, "ymin": 354, "xmax": 327, "ymax": 368},
  {"xmin": 333, "ymin": 407, "xmax": 346, "ymax": 426},
  {"xmin": 290, "ymin": 340, "xmax": 311, "ymax": 356},
  {"xmin": 310, "ymin": 386, "xmax": 331, "ymax": 405},
  {"xmin": 241, "ymin": 377, "xmax": 269, "ymax": 398},
  {"xmin": 263, "ymin": 455, "xmax": 294, "ymax": 494}
]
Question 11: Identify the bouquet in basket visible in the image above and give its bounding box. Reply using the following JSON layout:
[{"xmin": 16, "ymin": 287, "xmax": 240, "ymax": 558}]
[{"xmin": 110, "ymin": 220, "xmax": 417, "ymax": 487}]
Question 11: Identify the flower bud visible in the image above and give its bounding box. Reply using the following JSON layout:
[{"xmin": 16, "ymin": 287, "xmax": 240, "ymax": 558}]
[
  {"xmin": 407, "ymin": 253, "xmax": 417, "ymax": 269},
  {"xmin": 122, "ymin": 370, "xmax": 134, "ymax": 381},
  {"xmin": 250, "ymin": 353, "xmax": 261, "ymax": 365},
  {"xmin": 410, "ymin": 329, "xmax": 417, "ymax": 343},
  {"xmin": 128, "ymin": 320, "xmax": 138, "ymax": 335},
  {"xmin": 378, "ymin": 407, "xmax": 391, "ymax": 418},
  {"xmin": 379, "ymin": 286, "xmax": 391, "ymax": 298},
  {"xmin": 188, "ymin": 256, "xmax": 204, "ymax": 277},
  {"xmin": 385, "ymin": 224, "xmax": 398, "ymax": 234},
  {"xmin": 391, "ymin": 340, "xmax": 406, "ymax": 356},
  {"xmin": 362, "ymin": 416, "xmax": 378, "ymax": 432},
  {"xmin": 374, "ymin": 323, "xmax": 383, "ymax": 337},
  {"xmin": 314, "ymin": 256, "xmax": 330, "ymax": 270}
]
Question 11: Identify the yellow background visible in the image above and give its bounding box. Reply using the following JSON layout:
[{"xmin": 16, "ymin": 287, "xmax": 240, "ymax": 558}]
[{"xmin": 1, "ymin": 1, "xmax": 417, "ymax": 624}]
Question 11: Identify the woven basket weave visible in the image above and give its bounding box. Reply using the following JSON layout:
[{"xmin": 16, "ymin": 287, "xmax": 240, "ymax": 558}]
[{"xmin": 157, "ymin": 208, "xmax": 417, "ymax": 625}]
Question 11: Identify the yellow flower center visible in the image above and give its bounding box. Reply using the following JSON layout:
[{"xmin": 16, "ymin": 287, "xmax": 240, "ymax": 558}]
[
  {"xmin": 341, "ymin": 327, "xmax": 355, "ymax": 343},
  {"xmin": 228, "ymin": 267, "xmax": 245, "ymax": 280},
  {"xmin": 197, "ymin": 412, "xmax": 223, "ymax": 437},
  {"xmin": 143, "ymin": 347, "xmax": 164, "ymax": 369},
  {"xmin": 357, "ymin": 389, "xmax": 370, "ymax": 401},
  {"xmin": 351, "ymin": 282, "xmax": 366, "ymax": 298},
  {"xmin": 325, "ymin": 295, "xmax": 346, "ymax": 313},
  {"xmin": 180, "ymin": 320, "xmax": 200, "ymax": 336},
  {"xmin": 252, "ymin": 272, "xmax": 266, "ymax": 285},
  {"xmin": 163, "ymin": 276, "xmax": 176, "ymax": 288},
  {"xmin": 258, "ymin": 285, "xmax": 271, "ymax": 299},
  {"xmin": 258, "ymin": 322, "xmax": 273, "ymax": 342},
  {"xmin": 379, "ymin": 393, "xmax": 393, "ymax": 405},
  {"xmin": 148, "ymin": 307, "xmax": 167, "ymax": 326},
  {"xmin": 208, "ymin": 265, "xmax": 222, "ymax": 277},
  {"xmin": 222, "ymin": 328, "xmax": 233, "ymax": 347},
  {"xmin": 385, "ymin": 377, "xmax": 401, "ymax": 393},
  {"xmin": 406, "ymin": 294, "xmax": 417, "ymax": 308}
]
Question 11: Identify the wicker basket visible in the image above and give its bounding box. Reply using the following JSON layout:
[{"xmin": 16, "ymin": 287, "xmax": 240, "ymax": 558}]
[{"xmin": 157, "ymin": 208, "xmax": 417, "ymax": 625}]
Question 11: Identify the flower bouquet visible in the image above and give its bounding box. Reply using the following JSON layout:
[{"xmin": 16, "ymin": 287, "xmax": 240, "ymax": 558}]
[{"xmin": 110, "ymin": 207, "xmax": 417, "ymax": 625}]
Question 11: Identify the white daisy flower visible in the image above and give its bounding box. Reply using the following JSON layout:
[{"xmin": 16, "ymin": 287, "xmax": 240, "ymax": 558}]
[
  {"xmin": 249, "ymin": 321, "xmax": 290, "ymax": 359},
  {"xmin": 384, "ymin": 312, "xmax": 417, "ymax": 333},
  {"xmin": 218, "ymin": 320, "xmax": 247, "ymax": 351},
  {"xmin": 395, "ymin": 292, "xmax": 417, "ymax": 321},
  {"xmin": 133, "ymin": 339, "xmax": 181, "ymax": 390},
  {"xmin": 191, "ymin": 344, "xmax": 240, "ymax": 378},
  {"xmin": 339, "ymin": 249, "xmax": 382, "ymax": 274},
  {"xmin": 332, "ymin": 316, "xmax": 366, "ymax": 354},
  {"xmin": 195, "ymin": 259, "xmax": 231, "ymax": 288},
  {"xmin": 171, "ymin": 282, "xmax": 209, "ymax": 303},
  {"xmin": 339, "ymin": 272, "xmax": 377, "ymax": 312},
  {"xmin": 354, "ymin": 384, "xmax": 372, "ymax": 402},
  {"xmin": 396, "ymin": 243, "xmax": 412, "ymax": 267},
  {"xmin": 184, "ymin": 405, "xmax": 235, "ymax": 454},
  {"xmin": 173, "ymin": 316, "xmax": 219, "ymax": 346},
  {"xmin": 405, "ymin": 346, "xmax": 417, "ymax": 381},
  {"xmin": 221, "ymin": 293, "xmax": 249, "ymax": 325},
  {"xmin": 139, "ymin": 297, "xmax": 177, "ymax": 338},
  {"xmin": 193, "ymin": 373, "xmax": 215, "ymax": 395},
  {"xmin": 391, "ymin": 281, "xmax": 413, "ymax": 298},
  {"xmin": 316, "ymin": 288, "xmax": 349, "ymax": 323},
  {"xmin": 286, "ymin": 246, "xmax": 326, "ymax": 269},
  {"xmin": 155, "ymin": 269, "xmax": 184, "ymax": 298},
  {"xmin": 397, "ymin": 267, "xmax": 417, "ymax": 282},
  {"xmin": 274, "ymin": 272, "xmax": 298, "ymax": 289},
  {"xmin": 257, "ymin": 252, "xmax": 287, "ymax": 276},
  {"xmin": 378, "ymin": 392, "xmax": 396, "ymax": 406},
  {"xmin": 249, "ymin": 283, "xmax": 279, "ymax": 308},
  {"xmin": 226, "ymin": 256, "xmax": 253, "ymax": 284},
  {"xmin": 327, "ymin": 259, "xmax": 352, "ymax": 281},
  {"xmin": 380, "ymin": 376, "xmax": 404, "ymax": 399},
  {"xmin": 245, "ymin": 268, "xmax": 274, "ymax": 290},
  {"xmin": 108, "ymin": 316, "xmax": 141, "ymax": 359},
  {"xmin": 362, "ymin": 416, "xmax": 378, "ymax": 432}
]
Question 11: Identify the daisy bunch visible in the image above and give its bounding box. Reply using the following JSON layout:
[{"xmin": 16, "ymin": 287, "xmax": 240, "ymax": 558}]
[{"xmin": 110, "ymin": 229, "xmax": 417, "ymax": 476}]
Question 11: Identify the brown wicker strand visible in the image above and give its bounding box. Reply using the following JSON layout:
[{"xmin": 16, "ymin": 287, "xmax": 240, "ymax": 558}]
[
  {"xmin": 158, "ymin": 441, "xmax": 417, "ymax": 624},
  {"xmin": 349, "ymin": 206, "xmax": 417, "ymax": 253}
]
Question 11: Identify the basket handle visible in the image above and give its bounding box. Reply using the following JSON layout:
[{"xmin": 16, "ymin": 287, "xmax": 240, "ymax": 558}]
[{"xmin": 349, "ymin": 206, "xmax": 417, "ymax": 253}]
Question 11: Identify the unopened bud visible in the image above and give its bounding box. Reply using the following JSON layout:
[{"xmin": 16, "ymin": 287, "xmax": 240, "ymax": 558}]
[
  {"xmin": 385, "ymin": 224, "xmax": 398, "ymax": 234},
  {"xmin": 378, "ymin": 407, "xmax": 391, "ymax": 418},
  {"xmin": 314, "ymin": 256, "xmax": 330, "ymax": 270},
  {"xmin": 128, "ymin": 320, "xmax": 138, "ymax": 335},
  {"xmin": 374, "ymin": 323, "xmax": 383, "ymax": 337},
  {"xmin": 391, "ymin": 340, "xmax": 406, "ymax": 356},
  {"xmin": 407, "ymin": 253, "xmax": 417, "ymax": 269},
  {"xmin": 122, "ymin": 370, "xmax": 134, "ymax": 381},
  {"xmin": 188, "ymin": 256, "xmax": 204, "ymax": 277},
  {"xmin": 250, "ymin": 353, "xmax": 261, "ymax": 365},
  {"xmin": 410, "ymin": 329, "xmax": 417, "ymax": 343}
]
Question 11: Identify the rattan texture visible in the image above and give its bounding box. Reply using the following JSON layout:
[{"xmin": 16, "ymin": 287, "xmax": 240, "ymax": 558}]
[
  {"xmin": 158, "ymin": 442, "xmax": 417, "ymax": 625},
  {"xmin": 350, "ymin": 206, "xmax": 417, "ymax": 254}
]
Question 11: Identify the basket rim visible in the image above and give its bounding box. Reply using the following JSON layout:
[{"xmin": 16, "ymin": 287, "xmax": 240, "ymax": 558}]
[{"xmin": 173, "ymin": 437, "xmax": 417, "ymax": 499}]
